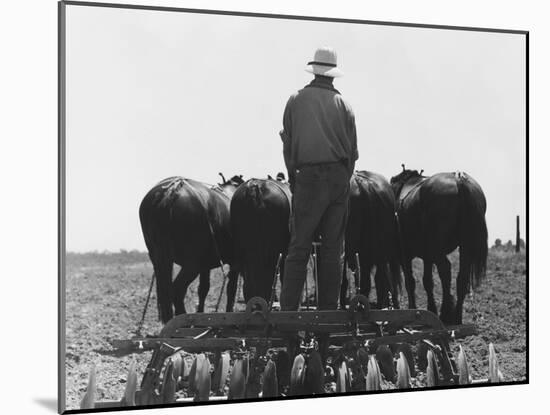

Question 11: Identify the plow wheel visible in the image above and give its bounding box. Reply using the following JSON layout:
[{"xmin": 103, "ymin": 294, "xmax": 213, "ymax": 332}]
[
  {"xmin": 275, "ymin": 350, "xmax": 291, "ymax": 393},
  {"xmin": 80, "ymin": 364, "xmax": 96, "ymax": 409},
  {"xmin": 120, "ymin": 360, "xmax": 138, "ymax": 406},
  {"xmin": 188, "ymin": 355, "xmax": 198, "ymax": 394},
  {"xmin": 457, "ymin": 345, "xmax": 471, "ymax": 385},
  {"xmin": 336, "ymin": 360, "xmax": 351, "ymax": 393},
  {"xmin": 80, "ymin": 363, "xmax": 140, "ymax": 410},
  {"xmin": 375, "ymin": 345, "xmax": 396, "ymax": 383},
  {"xmin": 194, "ymin": 354, "xmax": 211, "ymax": 401},
  {"xmin": 289, "ymin": 354, "xmax": 306, "ymax": 396},
  {"xmin": 228, "ymin": 357, "xmax": 248, "ymax": 399},
  {"xmin": 304, "ymin": 351, "xmax": 325, "ymax": 394},
  {"xmin": 211, "ymin": 352, "xmax": 230, "ymax": 395},
  {"xmin": 179, "ymin": 356, "xmax": 191, "ymax": 391},
  {"xmin": 169, "ymin": 352, "xmax": 183, "ymax": 390},
  {"xmin": 357, "ymin": 347, "xmax": 369, "ymax": 367},
  {"xmin": 426, "ymin": 349, "xmax": 440, "ymax": 387},
  {"xmin": 366, "ymin": 355, "xmax": 382, "ymax": 391},
  {"xmin": 397, "ymin": 343, "xmax": 416, "ymax": 377},
  {"xmin": 396, "ymin": 352, "xmax": 411, "ymax": 389},
  {"xmin": 489, "ymin": 343, "xmax": 504, "ymax": 383},
  {"xmin": 262, "ymin": 360, "xmax": 278, "ymax": 397},
  {"xmin": 416, "ymin": 342, "xmax": 429, "ymax": 371},
  {"xmin": 161, "ymin": 359, "xmax": 177, "ymax": 404},
  {"xmin": 347, "ymin": 353, "xmax": 366, "ymax": 392},
  {"xmin": 245, "ymin": 358, "xmax": 264, "ymax": 398}
]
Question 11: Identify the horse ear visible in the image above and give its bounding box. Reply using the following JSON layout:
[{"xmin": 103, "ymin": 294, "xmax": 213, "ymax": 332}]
[
  {"xmin": 401, "ymin": 164, "xmax": 405, "ymax": 171},
  {"xmin": 218, "ymin": 172, "xmax": 226, "ymax": 183},
  {"xmin": 420, "ymin": 169, "xmax": 424, "ymax": 175}
]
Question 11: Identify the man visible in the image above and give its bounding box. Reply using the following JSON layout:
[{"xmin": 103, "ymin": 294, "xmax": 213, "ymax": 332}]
[{"xmin": 279, "ymin": 46, "xmax": 358, "ymax": 311}]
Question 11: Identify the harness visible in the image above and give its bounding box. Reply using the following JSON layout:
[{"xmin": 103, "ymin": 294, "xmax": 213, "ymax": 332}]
[
  {"xmin": 210, "ymin": 180, "xmax": 240, "ymax": 201},
  {"xmin": 266, "ymin": 178, "xmax": 292, "ymax": 208},
  {"xmin": 397, "ymin": 177, "xmax": 426, "ymax": 209}
]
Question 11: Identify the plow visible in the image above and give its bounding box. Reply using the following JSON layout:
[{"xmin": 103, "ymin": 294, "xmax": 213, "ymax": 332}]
[{"xmin": 80, "ymin": 293, "xmax": 504, "ymax": 409}]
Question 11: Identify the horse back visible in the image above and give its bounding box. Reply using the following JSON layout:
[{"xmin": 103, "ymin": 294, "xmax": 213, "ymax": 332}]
[
  {"xmin": 398, "ymin": 172, "xmax": 485, "ymax": 259},
  {"xmin": 139, "ymin": 177, "xmax": 233, "ymax": 267}
]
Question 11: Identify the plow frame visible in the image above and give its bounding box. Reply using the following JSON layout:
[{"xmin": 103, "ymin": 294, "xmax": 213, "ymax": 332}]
[{"xmin": 105, "ymin": 295, "xmax": 478, "ymax": 407}]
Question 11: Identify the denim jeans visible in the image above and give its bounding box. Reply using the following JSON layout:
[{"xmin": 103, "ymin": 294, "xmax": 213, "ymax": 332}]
[{"xmin": 280, "ymin": 162, "xmax": 350, "ymax": 311}]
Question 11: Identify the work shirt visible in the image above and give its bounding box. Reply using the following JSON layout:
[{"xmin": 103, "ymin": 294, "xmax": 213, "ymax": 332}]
[{"xmin": 280, "ymin": 78, "xmax": 358, "ymax": 176}]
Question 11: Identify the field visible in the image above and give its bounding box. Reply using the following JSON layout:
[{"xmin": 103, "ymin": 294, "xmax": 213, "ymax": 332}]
[{"xmin": 64, "ymin": 248, "xmax": 527, "ymax": 409}]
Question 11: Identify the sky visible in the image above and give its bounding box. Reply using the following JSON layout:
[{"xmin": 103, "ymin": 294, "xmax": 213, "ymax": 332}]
[{"xmin": 65, "ymin": 5, "xmax": 526, "ymax": 252}]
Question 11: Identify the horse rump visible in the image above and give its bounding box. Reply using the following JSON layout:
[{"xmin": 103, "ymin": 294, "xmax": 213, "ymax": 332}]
[
  {"xmin": 139, "ymin": 194, "xmax": 175, "ymax": 324},
  {"xmin": 231, "ymin": 179, "xmax": 290, "ymax": 302},
  {"xmin": 457, "ymin": 174, "xmax": 488, "ymax": 292}
]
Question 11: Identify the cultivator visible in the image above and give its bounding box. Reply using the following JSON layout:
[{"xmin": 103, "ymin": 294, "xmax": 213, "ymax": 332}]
[{"xmin": 80, "ymin": 295, "xmax": 503, "ymax": 409}]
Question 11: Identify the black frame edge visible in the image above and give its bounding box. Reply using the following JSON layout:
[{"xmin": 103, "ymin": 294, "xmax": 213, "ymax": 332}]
[
  {"xmin": 62, "ymin": 0, "xmax": 528, "ymax": 35},
  {"xmin": 524, "ymin": 30, "xmax": 529, "ymax": 384},
  {"xmin": 58, "ymin": 1, "xmax": 67, "ymax": 414}
]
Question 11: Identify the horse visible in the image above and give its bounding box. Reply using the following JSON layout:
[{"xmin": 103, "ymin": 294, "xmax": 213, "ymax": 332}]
[
  {"xmin": 339, "ymin": 171, "xmax": 402, "ymax": 309},
  {"xmin": 390, "ymin": 166, "xmax": 488, "ymax": 324},
  {"xmin": 230, "ymin": 177, "xmax": 292, "ymax": 302},
  {"xmin": 139, "ymin": 174, "xmax": 244, "ymax": 323}
]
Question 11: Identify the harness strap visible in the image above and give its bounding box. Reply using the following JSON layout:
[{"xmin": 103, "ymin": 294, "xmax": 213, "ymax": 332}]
[
  {"xmin": 398, "ymin": 178, "xmax": 426, "ymax": 209},
  {"xmin": 267, "ymin": 178, "xmax": 292, "ymax": 208}
]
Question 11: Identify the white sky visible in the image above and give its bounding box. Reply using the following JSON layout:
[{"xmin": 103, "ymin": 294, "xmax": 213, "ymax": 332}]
[{"xmin": 65, "ymin": 5, "xmax": 526, "ymax": 252}]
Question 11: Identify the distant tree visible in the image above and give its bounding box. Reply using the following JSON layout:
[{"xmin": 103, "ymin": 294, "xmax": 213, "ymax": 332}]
[
  {"xmin": 505, "ymin": 240, "xmax": 513, "ymax": 251},
  {"xmin": 494, "ymin": 238, "xmax": 502, "ymax": 249},
  {"xmin": 520, "ymin": 238, "xmax": 526, "ymax": 249}
]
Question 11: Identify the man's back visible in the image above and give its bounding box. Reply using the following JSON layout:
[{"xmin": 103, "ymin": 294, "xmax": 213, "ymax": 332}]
[{"xmin": 283, "ymin": 79, "xmax": 358, "ymax": 170}]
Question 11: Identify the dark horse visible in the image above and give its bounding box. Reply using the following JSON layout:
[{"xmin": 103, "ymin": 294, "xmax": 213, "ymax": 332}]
[
  {"xmin": 339, "ymin": 171, "xmax": 402, "ymax": 309},
  {"xmin": 230, "ymin": 178, "xmax": 292, "ymax": 302},
  {"xmin": 390, "ymin": 167, "xmax": 488, "ymax": 324},
  {"xmin": 139, "ymin": 174, "xmax": 244, "ymax": 323}
]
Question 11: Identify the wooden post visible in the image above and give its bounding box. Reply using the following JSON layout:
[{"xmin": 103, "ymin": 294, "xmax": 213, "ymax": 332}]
[{"xmin": 516, "ymin": 215, "xmax": 520, "ymax": 253}]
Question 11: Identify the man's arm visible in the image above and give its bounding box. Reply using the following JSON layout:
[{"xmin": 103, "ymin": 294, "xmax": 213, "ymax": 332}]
[
  {"xmin": 281, "ymin": 96, "xmax": 296, "ymax": 186},
  {"xmin": 347, "ymin": 107, "xmax": 358, "ymax": 177},
  {"xmin": 280, "ymin": 130, "xmax": 293, "ymax": 170}
]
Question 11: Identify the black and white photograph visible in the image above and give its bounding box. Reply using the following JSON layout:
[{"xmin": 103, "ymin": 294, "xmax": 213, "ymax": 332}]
[{"xmin": 58, "ymin": 1, "xmax": 527, "ymax": 413}]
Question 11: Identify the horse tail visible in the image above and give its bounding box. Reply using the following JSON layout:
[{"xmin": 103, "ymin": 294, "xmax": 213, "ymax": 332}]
[
  {"xmin": 358, "ymin": 175, "xmax": 403, "ymax": 295},
  {"xmin": 250, "ymin": 181, "xmax": 285, "ymax": 300},
  {"xmin": 248, "ymin": 181, "xmax": 265, "ymax": 298},
  {"xmin": 457, "ymin": 175, "xmax": 488, "ymax": 292},
  {"xmin": 150, "ymin": 246, "xmax": 174, "ymax": 324},
  {"xmin": 233, "ymin": 181, "xmax": 264, "ymax": 300},
  {"xmin": 391, "ymin": 212, "xmax": 403, "ymax": 294},
  {"xmin": 139, "ymin": 192, "xmax": 175, "ymax": 324}
]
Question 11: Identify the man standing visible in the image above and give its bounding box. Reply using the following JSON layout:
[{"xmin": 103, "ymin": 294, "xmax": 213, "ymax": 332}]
[{"xmin": 279, "ymin": 46, "xmax": 358, "ymax": 311}]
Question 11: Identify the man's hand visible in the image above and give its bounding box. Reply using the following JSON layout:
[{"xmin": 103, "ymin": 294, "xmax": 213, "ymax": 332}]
[
  {"xmin": 288, "ymin": 170, "xmax": 296, "ymax": 194},
  {"xmin": 280, "ymin": 129, "xmax": 295, "ymax": 190}
]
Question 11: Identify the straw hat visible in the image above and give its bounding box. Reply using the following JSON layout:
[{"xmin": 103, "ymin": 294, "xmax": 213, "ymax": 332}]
[{"xmin": 305, "ymin": 46, "xmax": 343, "ymax": 78}]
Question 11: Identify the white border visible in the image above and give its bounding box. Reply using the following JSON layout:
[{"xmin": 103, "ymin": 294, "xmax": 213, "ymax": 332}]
[{"xmin": 1, "ymin": 1, "xmax": 542, "ymax": 414}]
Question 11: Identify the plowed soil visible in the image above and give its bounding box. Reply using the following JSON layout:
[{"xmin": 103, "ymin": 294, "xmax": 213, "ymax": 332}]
[{"xmin": 64, "ymin": 248, "xmax": 526, "ymax": 409}]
